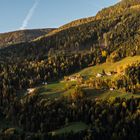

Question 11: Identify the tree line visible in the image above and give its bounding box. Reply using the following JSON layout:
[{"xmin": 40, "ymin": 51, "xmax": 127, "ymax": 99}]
[{"xmin": 0, "ymin": 95, "xmax": 140, "ymax": 140}]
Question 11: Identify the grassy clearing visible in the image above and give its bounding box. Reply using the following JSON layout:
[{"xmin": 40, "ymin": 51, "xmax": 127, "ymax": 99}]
[
  {"xmin": 38, "ymin": 81, "xmax": 76, "ymax": 98},
  {"xmin": 50, "ymin": 122, "xmax": 88, "ymax": 135},
  {"xmin": 38, "ymin": 82, "xmax": 66, "ymax": 98},
  {"xmin": 0, "ymin": 119, "xmax": 12, "ymax": 130},
  {"xmin": 84, "ymin": 88, "xmax": 140, "ymax": 99},
  {"xmin": 36, "ymin": 56, "xmax": 140, "ymax": 99},
  {"xmin": 73, "ymin": 56, "xmax": 140, "ymax": 78}
]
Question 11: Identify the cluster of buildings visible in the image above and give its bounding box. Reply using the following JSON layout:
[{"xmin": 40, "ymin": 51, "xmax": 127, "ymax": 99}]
[
  {"xmin": 96, "ymin": 71, "xmax": 117, "ymax": 78},
  {"xmin": 64, "ymin": 74, "xmax": 84, "ymax": 82}
]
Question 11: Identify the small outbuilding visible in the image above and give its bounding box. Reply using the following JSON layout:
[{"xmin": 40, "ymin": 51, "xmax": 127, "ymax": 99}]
[
  {"xmin": 27, "ymin": 88, "xmax": 36, "ymax": 94},
  {"xmin": 96, "ymin": 73, "xmax": 103, "ymax": 78}
]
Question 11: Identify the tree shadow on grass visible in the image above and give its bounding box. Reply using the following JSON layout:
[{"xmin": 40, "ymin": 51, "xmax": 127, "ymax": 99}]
[
  {"xmin": 39, "ymin": 87, "xmax": 53, "ymax": 93},
  {"xmin": 46, "ymin": 89, "xmax": 68, "ymax": 98},
  {"xmin": 83, "ymin": 88, "xmax": 109, "ymax": 98}
]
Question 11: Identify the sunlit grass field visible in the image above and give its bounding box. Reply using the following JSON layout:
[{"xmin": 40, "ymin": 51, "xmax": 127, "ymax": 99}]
[{"xmin": 37, "ymin": 56, "xmax": 140, "ymax": 99}]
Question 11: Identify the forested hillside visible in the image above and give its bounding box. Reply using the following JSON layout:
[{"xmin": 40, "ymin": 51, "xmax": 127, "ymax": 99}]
[
  {"xmin": 1, "ymin": 0, "xmax": 140, "ymax": 61},
  {"xmin": 0, "ymin": 0, "xmax": 140, "ymax": 94},
  {"xmin": 0, "ymin": 0, "xmax": 140, "ymax": 139},
  {"xmin": 0, "ymin": 28, "xmax": 54, "ymax": 48}
]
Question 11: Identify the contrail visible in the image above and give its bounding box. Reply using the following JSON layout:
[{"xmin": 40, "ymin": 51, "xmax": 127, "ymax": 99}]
[{"xmin": 20, "ymin": 0, "xmax": 40, "ymax": 30}]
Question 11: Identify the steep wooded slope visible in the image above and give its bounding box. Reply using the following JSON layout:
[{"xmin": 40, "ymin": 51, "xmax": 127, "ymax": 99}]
[
  {"xmin": 0, "ymin": 28, "xmax": 54, "ymax": 48},
  {"xmin": 1, "ymin": 0, "xmax": 140, "ymax": 62}
]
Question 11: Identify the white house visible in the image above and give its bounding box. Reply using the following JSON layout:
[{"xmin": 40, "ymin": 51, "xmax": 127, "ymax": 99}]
[
  {"xmin": 42, "ymin": 82, "xmax": 48, "ymax": 85},
  {"xmin": 106, "ymin": 72, "xmax": 112, "ymax": 76},
  {"xmin": 110, "ymin": 88, "xmax": 114, "ymax": 91},
  {"xmin": 27, "ymin": 88, "xmax": 36, "ymax": 94},
  {"xmin": 96, "ymin": 73, "xmax": 103, "ymax": 78}
]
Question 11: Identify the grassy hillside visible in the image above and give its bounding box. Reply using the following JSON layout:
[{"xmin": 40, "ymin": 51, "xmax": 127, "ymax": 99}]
[
  {"xmin": 36, "ymin": 56, "xmax": 140, "ymax": 99},
  {"xmin": 74, "ymin": 56, "xmax": 140, "ymax": 78}
]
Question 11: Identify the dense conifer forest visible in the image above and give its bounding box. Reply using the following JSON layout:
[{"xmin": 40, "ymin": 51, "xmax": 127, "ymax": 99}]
[{"xmin": 0, "ymin": 0, "xmax": 140, "ymax": 139}]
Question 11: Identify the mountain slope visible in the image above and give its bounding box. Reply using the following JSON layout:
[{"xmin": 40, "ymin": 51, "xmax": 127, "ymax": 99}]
[
  {"xmin": 0, "ymin": 1, "xmax": 140, "ymax": 138},
  {"xmin": 0, "ymin": 28, "xmax": 54, "ymax": 48},
  {"xmin": 0, "ymin": 0, "xmax": 140, "ymax": 91},
  {"xmin": 39, "ymin": 0, "xmax": 140, "ymax": 38},
  {"xmin": 1, "ymin": 0, "xmax": 140, "ymax": 61}
]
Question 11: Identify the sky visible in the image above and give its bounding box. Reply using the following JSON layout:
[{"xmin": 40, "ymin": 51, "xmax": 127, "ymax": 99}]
[{"xmin": 0, "ymin": 0, "xmax": 119, "ymax": 33}]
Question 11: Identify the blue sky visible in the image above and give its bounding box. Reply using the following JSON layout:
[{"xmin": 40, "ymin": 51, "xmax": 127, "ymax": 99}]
[{"xmin": 0, "ymin": 0, "xmax": 118, "ymax": 33}]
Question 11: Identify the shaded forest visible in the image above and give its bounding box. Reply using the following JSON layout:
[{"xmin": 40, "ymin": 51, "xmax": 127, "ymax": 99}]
[{"xmin": 0, "ymin": 0, "xmax": 140, "ymax": 139}]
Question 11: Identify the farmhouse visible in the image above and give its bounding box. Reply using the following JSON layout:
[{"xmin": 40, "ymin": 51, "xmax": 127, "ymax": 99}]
[
  {"xmin": 64, "ymin": 76, "xmax": 77, "ymax": 81},
  {"xmin": 105, "ymin": 71, "xmax": 117, "ymax": 76},
  {"xmin": 96, "ymin": 73, "xmax": 103, "ymax": 78},
  {"xmin": 106, "ymin": 72, "xmax": 112, "ymax": 76},
  {"xmin": 110, "ymin": 88, "xmax": 115, "ymax": 91},
  {"xmin": 27, "ymin": 88, "xmax": 36, "ymax": 94},
  {"xmin": 70, "ymin": 76, "xmax": 78, "ymax": 81},
  {"xmin": 64, "ymin": 74, "xmax": 84, "ymax": 82}
]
